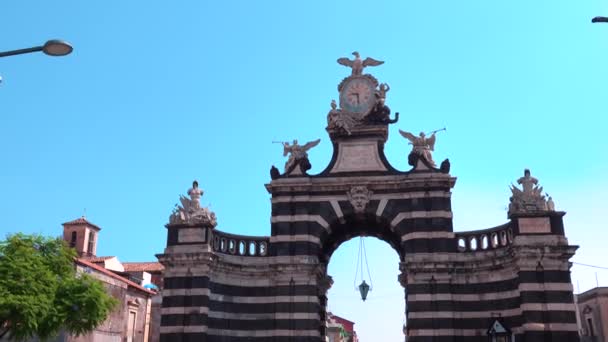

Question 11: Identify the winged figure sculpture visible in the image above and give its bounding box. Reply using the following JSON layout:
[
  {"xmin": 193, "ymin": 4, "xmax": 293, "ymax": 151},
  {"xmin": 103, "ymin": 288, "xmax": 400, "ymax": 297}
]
[
  {"xmin": 282, "ymin": 139, "xmax": 321, "ymax": 172},
  {"xmin": 337, "ymin": 52, "xmax": 384, "ymax": 76},
  {"xmin": 399, "ymin": 130, "xmax": 437, "ymax": 166}
]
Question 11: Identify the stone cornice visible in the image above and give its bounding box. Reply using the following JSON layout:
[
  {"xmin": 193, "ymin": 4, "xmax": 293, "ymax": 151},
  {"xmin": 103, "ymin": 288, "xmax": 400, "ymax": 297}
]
[{"xmin": 266, "ymin": 173, "xmax": 456, "ymax": 195}]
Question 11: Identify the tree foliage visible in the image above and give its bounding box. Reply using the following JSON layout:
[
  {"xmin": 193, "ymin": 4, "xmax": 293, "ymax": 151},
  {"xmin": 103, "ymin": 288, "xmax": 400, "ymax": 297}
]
[{"xmin": 0, "ymin": 234, "xmax": 118, "ymax": 341}]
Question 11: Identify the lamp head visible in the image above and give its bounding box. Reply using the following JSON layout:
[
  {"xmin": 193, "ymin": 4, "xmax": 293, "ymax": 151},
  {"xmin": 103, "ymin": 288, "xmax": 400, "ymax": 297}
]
[{"xmin": 42, "ymin": 40, "xmax": 73, "ymax": 57}]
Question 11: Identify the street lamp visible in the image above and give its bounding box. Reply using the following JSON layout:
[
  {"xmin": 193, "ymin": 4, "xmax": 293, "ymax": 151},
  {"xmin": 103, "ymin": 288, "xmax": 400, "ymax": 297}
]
[
  {"xmin": 0, "ymin": 39, "xmax": 73, "ymax": 58},
  {"xmin": 592, "ymin": 16, "xmax": 608, "ymax": 23}
]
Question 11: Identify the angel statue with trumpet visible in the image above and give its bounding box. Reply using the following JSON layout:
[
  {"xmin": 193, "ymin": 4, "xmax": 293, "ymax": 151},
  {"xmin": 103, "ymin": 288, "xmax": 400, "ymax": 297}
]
[
  {"xmin": 399, "ymin": 128, "xmax": 446, "ymax": 167},
  {"xmin": 276, "ymin": 139, "xmax": 321, "ymax": 173}
]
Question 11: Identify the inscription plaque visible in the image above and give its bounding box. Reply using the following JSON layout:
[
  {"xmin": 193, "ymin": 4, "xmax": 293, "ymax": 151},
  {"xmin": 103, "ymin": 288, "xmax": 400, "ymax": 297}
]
[
  {"xmin": 518, "ymin": 217, "xmax": 551, "ymax": 234},
  {"xmin": 178, "ymin": 227, "xmax": 207, "ymax": 243},
  {"xmin": 332, "ymin": 141, "xmax": 387, "ymax": 173}
]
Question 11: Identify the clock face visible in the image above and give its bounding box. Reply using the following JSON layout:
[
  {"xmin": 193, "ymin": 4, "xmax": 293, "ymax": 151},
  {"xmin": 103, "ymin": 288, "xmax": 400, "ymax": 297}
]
[{"xmin": 339, "ymin": 77, "xmax": 376, "ymax": 116}]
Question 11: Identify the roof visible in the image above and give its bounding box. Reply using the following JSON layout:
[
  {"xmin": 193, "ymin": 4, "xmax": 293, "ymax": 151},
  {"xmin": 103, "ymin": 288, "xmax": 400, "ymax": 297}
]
[
  {"xmin": 328, "ymin": 312, "xmax": 355, "ymax": 325},
  {"xmin": 122, "ymin": 262, "xmax": 164, "ymax": 272},
  {"xmin": 75, "ymin": 258, "xmax": 155, "ymax": 295},
  {"xmin": 577, "ymin": 287, "xmax": 608, "ymax": 302},
  {"xmin": 81, "ymin": 256, "xmax": 115, "ymax": 263},
  {"xmin": 62, "ymin": 216, "xmax": 102, "ymax": 231}
]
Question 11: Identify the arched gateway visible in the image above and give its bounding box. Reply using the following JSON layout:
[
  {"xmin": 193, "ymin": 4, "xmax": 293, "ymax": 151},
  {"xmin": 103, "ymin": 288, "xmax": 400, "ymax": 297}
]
[{"xmin": 157, "ymin": 54, "xmax": 579, "ymax": 341}]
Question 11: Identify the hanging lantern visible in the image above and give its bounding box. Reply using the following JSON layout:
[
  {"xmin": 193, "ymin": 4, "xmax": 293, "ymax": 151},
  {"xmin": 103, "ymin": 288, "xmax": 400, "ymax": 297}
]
[
  {"xmin": 354, "ymin": 237, "xmax": 373, "ymax": 301},
  {"xmin": 358, "ymin": 280, "xmax": 370, "ymax": 301}
]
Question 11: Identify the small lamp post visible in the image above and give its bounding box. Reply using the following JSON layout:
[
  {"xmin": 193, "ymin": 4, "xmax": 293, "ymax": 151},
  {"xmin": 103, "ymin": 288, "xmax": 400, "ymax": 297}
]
[{"xmin": 0, "ymin": 40, "xmax": 73, "ymax": 58}]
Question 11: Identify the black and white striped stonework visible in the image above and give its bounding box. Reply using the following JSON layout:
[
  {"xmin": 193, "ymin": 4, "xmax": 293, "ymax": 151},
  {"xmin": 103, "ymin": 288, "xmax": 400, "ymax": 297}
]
[
  {"xmin": 159, "ymin": 176, "xmax": 578, "ymax": 342},
  {"xmin": 158, "ymin": 126, "xmax": 579, "ymax": 341},
  {"xmin": 269, "ymin": 190, "xmax": 455, "ymax": 259}
]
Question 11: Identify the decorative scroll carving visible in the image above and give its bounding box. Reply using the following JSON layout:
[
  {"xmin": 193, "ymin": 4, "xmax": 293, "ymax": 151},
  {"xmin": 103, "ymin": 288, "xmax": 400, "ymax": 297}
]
[
  {"xmin": 270, "ymin": 165, "xmax": 281, "ymax": 180},
  {"xmin": 440, "ymin": 159, "xmax": 451, "ymax": 174},
  {"xmin": 169, "ymin": 181, "xmax": 217, "ymax": 227},
  {"xmin": 546, "ymin": 195, "xmax": 555, "ymax": 211}
]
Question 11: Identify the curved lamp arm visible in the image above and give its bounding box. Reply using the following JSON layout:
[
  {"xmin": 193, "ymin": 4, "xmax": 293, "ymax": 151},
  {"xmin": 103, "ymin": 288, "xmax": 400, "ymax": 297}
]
[
  {"xmin": 592, "ymin": 16, "xmax": 608, "ymax": 23},
  {"xmin": 0, "ymin": 40, "xmax": 72, "ymax": 58}
]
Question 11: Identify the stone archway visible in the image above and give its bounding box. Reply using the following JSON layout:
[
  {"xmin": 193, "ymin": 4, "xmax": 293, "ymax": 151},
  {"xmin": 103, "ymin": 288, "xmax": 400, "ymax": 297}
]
[
  {"xmin": 316, "ymin": 213, "xmax": 407, "ymax": 340},
  {"xmin": 321, "ymin": 214, "xmax": 404, "ymax": 264},
  {"xmin": 157, "ymin": 55, "xmax": 579, "ymax": 342}
]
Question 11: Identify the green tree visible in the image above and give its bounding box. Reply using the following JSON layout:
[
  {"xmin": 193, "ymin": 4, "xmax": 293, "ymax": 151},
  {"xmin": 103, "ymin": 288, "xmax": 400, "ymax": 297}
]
[{"xmin": 0, "ymin": 234, "xmax": 118, "ymax": 341}]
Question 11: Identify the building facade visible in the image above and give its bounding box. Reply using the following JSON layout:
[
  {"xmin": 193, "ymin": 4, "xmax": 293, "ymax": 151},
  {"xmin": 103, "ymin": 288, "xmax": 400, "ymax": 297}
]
[
  {"xmin": 577, "ymin": 287, "xmax": 608, "ymax": 342},
  {"xmin": 326, "ymin": 313, "xmax": 357, "ymax": 342},
  {"xmin": 63, "ymin": 217, "xmax": 159, "ymax": 342},
  {"xmin": 157, "ymin": 56, "xmax": 579, "ymax": 341}
]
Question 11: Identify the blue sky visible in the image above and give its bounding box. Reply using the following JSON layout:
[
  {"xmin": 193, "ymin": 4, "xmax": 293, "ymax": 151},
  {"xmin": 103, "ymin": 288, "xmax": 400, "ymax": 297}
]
[{"xmin": 1, "ymin": 1, "xmax": 608, "ymax": 340}]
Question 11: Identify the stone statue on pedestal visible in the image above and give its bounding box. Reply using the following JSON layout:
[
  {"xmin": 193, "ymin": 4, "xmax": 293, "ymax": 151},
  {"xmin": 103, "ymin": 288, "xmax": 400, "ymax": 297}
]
[
  {"xmin": 508, "ymin": 169, "xmax": 552, "ymax": 215},
  {"xmin": 327, "ymin": 100, "xmax": 356, "ymax": 135},
  {"xmin": 169, "ymin": 180, "xmax": 217, "ymax": 227},
  {"xmin": 187, "ymin": 181, "xmax": 203, "ymax": 209},
  {"xmin": 282, "ymin": 139, "xmax": 321, "ymax": 173},
  {"xmin": 399, "ymin": 130, "xmax": 438, "ymax": 167},
  {"xmin": 337, "ymin": 51, "xmax": 384, "ymax": 76},
  {"xmin": 365, "ymin": 83, "xmax": 399, "ymax": 125}
]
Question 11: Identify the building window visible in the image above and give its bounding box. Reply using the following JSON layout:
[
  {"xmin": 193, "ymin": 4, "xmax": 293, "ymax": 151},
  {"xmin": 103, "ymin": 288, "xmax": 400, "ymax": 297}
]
[
  {"xmin": 587, "ymin": 318, "xmax": 595, "ymax": 336},
  {"xmin": 70, "ymin": 231, "xmax": 77, "ymax": 247},
  {"xmin": 87, "ymin": 231, "xmax": 95, "ymax": 255}
]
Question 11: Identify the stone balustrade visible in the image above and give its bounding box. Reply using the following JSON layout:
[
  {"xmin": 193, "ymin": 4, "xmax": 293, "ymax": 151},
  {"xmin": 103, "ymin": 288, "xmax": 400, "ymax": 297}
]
[
  {"xmin": 210, "ymin": 229, "xmax": 269, "ymax": 257},
  {"xmin": 454, "ymin": 223, "xmax": 513, "ymax": 252}
]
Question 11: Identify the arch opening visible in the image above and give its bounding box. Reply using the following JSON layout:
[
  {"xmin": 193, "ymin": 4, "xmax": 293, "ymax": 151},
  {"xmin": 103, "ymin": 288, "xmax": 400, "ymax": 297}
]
[
  {"xmin": 325, "ymin": 236, "xmax": 406, "ymax": 341},
  {"xmin": 320, "ymin": 214, "xmax": 403, "ymax": 264},
  {"xmin": 319, "ymin": 215, "xmax": 406, "ymax": 341}
]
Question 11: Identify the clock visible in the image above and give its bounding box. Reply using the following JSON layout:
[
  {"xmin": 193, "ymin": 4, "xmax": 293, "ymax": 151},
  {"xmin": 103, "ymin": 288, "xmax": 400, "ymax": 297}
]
[{"xmin": 339, "ymin": 76, "xmax": 377, "ymax": 117}]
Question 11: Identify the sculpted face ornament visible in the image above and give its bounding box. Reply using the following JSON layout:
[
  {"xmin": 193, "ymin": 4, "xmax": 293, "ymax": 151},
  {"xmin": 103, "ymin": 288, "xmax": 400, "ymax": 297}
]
[{"xmin": 347, "ymin": 186, "xmax": 373, "ymax": 214}]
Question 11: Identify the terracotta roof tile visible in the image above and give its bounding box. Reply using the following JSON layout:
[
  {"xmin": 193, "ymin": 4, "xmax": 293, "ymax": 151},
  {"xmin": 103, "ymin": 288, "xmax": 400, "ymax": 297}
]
[
  {"xmin": 76, "ymin": 258, "xmax": 155, "ymax": 295},
  {"xmin": 122, "ymin": 262, "xmax": 164, "ymax": 272},
  {"xmin": 81, "ymin": 256, "xmax": 115, "ymax": 263},
  {"xmin": 62, "ymin": 216, "xmax": 102, "ymax": 231}
]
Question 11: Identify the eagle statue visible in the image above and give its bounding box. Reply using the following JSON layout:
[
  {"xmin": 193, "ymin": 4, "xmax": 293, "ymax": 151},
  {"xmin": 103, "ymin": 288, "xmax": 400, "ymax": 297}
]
[{"xmin": 337, "ymin": 52, "xmax": 384, "ymax": 76}]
